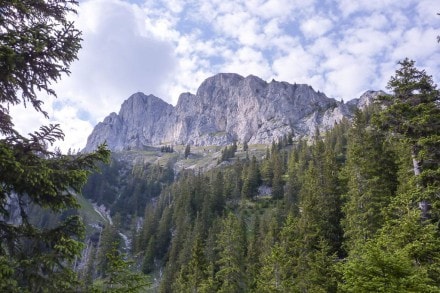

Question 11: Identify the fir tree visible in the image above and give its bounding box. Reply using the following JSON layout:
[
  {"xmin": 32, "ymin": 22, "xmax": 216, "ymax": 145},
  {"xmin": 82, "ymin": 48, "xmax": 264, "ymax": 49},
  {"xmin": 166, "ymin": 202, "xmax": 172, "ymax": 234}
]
[
  {"xmin": 342, "ymin": 108, "xmax": 398, "ymax": 253},
  {"xmin": 241, "ymin": 155, "xmax": 260, "ymax": 199},
  {"xmin": 374, "ymin": 58, "xmax": 440, "ymax": 220},
  {"xmin": 173, "ymin": 234, "xmax": 209, "ymax": 292},
  {"xmin": 243, "ymin": 140, "xmax": 249, "ymax": 151},
  {"xmin": 341, "ymin": 59, "xmax": 440, "ymax": 291},
  {"xmin": 257, "ymin": 214, "xmax": 298, "ymax": 292},
  {"xmin": 94, "ymin": 242, "xmax": 150, "ymax": 292},
  {"xmin": 215, "ymin": 213, "xmax": 247, "ymax": 292},
  {"xmin": 271, "ymin": 150, "xmax": 284, "ymax": 200},
  {"xmin": 184, "ymin": 144, "xmax": 191, "ymax": 159},
  {"xmin": 284, "ymin": 145, "xmax": 305, "ymax": 214},
  {"xmin": 0, "ymin": 1, "xmax": 110, "ymax": 291}
]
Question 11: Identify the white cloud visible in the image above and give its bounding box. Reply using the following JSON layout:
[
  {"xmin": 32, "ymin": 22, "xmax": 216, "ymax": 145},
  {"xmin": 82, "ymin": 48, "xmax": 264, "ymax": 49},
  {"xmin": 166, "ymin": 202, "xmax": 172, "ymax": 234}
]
[
  {"xmin": 9, "ymin": 105, "xmax": 49, "ymax": 137},
  {"xmin": 337, "ymin": 0, "xmax": 412, "ymax": 18},
  {"xmin": 342, "ymin": 28, "xmax": 390, "ymax": 57},
  {"xmin": 391, "ymin": 27, "xmax": 439, "ymax": 61},
  {"xmin": 9, "ymin": 0, "xmax": 439, "ymax": 152},
  {"xmin": 221, "ymin": 47, "xmax": 272, "ymax": 78},
  {"xmin": 49, "ymin": 0, "xmax": 178, "ymax": 150},
  {"xmin": 300, "ymin": 16, "xmax": 333, "ymax": 38},
  {"xmin": 68, "ymin": 0, "xmax": 176, "ymax": 104},
  {"xmin": 323, "ymin": 54, "xmax": 376, "ymax": 99},
  {"xmin": 416, "ymin": 0, "xmax": 440, "ymax": 25},
  {"xmin": 214, "ymin": 11, "xmax": 263, "ymax": 47},
  {"xmin": 353, "ymin": 13, "xmax": 389, "ymax": 30},
  {"xmin": 246, "ymin": 0, "xmax": 315, "ymax": 19},
  {"xmin": 272, "ymin": 45, "xmax": 318, "ymax": 84}
]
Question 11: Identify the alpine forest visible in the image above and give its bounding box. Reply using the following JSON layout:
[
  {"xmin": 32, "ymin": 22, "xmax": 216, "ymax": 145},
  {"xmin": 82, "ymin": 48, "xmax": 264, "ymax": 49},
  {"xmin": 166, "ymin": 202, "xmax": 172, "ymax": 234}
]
[{"xmin": 1, "ymin": 1, "xmax": 440, "ymax": 293}]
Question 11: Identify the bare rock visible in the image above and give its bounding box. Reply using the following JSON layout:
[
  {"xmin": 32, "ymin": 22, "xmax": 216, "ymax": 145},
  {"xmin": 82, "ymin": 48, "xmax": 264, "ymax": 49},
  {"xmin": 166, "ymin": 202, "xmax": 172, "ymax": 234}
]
[{"xmin": 83, "ymin": 73, "xmax": 384, "ymax": 152}]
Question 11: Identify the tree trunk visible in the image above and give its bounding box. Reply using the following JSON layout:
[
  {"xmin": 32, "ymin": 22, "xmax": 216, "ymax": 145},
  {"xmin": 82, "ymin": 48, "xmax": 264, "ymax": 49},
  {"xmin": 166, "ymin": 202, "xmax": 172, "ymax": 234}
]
[
  {"xmin": 411, "ymin": 146, "xmax": 421, "ymax": 176},
  {"xmin": 412, "ymin": 146, "xmax": 429, "ymax": 219}
]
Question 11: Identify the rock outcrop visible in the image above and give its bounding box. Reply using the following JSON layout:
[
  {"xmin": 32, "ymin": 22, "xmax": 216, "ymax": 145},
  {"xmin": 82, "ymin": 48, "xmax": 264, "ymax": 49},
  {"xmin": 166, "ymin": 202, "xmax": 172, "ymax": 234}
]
[{"xmin": 83, "ymin": 73, "xmax": 383, "ymax": 152}]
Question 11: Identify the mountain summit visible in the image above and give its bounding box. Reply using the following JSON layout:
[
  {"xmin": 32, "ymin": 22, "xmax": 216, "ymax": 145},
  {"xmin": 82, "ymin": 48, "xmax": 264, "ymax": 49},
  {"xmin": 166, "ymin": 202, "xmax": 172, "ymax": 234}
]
[{"xmin": 83, "ymin": 73, "xmax": 381, "ymax": 152}]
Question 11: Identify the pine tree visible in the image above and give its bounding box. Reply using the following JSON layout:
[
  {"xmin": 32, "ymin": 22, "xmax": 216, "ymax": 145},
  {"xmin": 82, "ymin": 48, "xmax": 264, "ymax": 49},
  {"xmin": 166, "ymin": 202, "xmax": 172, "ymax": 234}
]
[
  {"xmin": 294, "ymin": 163, "xmax": 339, "ymax": 292},
  {"xmin": 246, "ymin": 214, "xmax": 261, "ymax": 291},
  {"xmin": 260, "ymin": 148, "xmax": 274, "ymax": 186},
  {"xmin": 141, "ymin": 236, "xmax": 156, "ymax": 274},
  {"xmin": 284, "ymin": 146, "xmax": 303, "ymax": 214},
  {"xmin": 211, "ymin": 171, "xmax": 225, "ymax": 216},
  {"xmin": 298, "ymin": 135, "xmax": 342, "ymax": 254}
]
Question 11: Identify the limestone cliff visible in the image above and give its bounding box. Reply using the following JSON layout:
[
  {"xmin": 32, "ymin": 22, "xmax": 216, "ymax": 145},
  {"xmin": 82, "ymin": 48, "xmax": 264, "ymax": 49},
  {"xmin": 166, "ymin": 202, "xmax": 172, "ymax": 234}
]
[{"xmin": 83, "ymin": 73, "xmax": 383, "ymax": 152}]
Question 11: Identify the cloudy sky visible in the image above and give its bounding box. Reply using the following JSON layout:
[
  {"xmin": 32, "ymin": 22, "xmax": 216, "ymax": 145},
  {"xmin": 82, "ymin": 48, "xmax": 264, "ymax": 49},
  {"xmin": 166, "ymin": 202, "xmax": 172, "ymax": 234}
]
[{"xmin": 12, "ymin": 0, "xmax": 440, "ymax": 151}]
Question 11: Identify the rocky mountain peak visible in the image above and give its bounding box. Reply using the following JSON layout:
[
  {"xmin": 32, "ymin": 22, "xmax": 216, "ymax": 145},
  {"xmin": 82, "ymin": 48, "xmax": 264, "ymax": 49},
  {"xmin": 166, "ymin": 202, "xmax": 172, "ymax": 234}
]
[
  {"xmin": 346, "ymin": 90, "xmax": 386, "ymax": 110},
  {"xmin": 83, "ymin": 73, "xmax": 383, "ymax": 152}
]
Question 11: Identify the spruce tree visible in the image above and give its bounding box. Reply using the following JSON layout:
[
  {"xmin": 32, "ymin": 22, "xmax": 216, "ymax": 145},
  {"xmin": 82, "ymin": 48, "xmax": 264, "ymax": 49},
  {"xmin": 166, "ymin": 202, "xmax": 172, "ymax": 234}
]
[
  {"xmin": 292, "ymin": 135, "xmax": 342, "ymax": 292},
  {"xmin": 0, "ymin": 1, "xmax": 110, "ymax": 291},
  {"xmin": 260, "ymin": 149, "xmax": 274, "ymax": 186},
  {"xmin": 246, "ymin": 214, "xmax": 261, "ymax": 291},
  {"xmin": 215, "ymin": 213, "xmax": 247, "ymax": 292},
  {"xmin": 271, "ymin": 150, "xmax": 284, "ymax": 200},
  {"xmin": 184, "ymin": 144, "xmax": 191, "ymax": 159},
  {"xmin": 173, "ymin": 234, "xmax": 209, "ymax": 292},
  {"xmin": 94, "ymin": 242, "xmax": 150, "ymax": 292},
  {"xmin": 257, "ymin": 214, "xmax": 298, "ymax": 292},
  {"xmin": 342, "ymin": 108, "xmax": 398, "ymax": 253},
  {"xmin": 96, "ymin": 218, "xmax": 122, "ymax": 278},
  {"xmin": 374, "ymin": 58, "xmax": 440, "ymax": 220},
  {"xmin": 241, "ymin": 155, "xmax": 260, "ymax": 199},
  {"xmin": 341, "ymin": 59, "xmax": 440, "ymax": 290},
  {"xmin": 340, "ymin": 207, "xmax": 440, "ymax": 293}
]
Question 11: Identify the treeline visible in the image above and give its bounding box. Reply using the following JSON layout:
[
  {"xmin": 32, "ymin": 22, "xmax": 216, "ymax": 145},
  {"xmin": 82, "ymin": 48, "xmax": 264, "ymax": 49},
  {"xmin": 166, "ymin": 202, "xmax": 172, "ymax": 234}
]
[
  {"xmin": 82, "ymin": 160, "xmax": 174, "ymax": 219},
  {"xmin": 122, "ymin": 59, "xmax": 440, "ymax": 292}
]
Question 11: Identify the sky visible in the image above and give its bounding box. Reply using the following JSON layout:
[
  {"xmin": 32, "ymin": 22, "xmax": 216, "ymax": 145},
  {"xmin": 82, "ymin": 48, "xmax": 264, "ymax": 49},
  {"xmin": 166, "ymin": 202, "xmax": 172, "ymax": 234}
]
[{"xmin": 11, "ymin": 0, "xmax": 440, "ymax": 152}]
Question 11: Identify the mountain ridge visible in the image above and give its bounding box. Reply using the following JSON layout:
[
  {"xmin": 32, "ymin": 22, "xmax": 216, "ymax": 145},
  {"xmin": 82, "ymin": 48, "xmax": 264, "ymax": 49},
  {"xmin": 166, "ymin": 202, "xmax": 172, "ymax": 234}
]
[{"xmin": 83, "ymin": 73, "xmax": 384, "ymax": 152}]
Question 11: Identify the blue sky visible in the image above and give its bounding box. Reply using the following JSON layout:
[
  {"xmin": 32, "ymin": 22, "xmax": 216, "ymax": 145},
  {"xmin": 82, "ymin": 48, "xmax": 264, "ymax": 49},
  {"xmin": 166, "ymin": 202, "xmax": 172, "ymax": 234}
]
[{"xmin": 12, "ymin": 0, "xmax": 440, "ymax": 151}]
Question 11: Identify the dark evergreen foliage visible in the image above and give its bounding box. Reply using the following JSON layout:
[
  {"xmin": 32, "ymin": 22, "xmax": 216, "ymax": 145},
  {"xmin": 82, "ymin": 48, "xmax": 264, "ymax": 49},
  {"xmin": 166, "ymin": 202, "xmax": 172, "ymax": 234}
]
[
  {"xmin": 0, "ymin": 1, "xmax": 110, "ymax": 291},
  {"xmin": 220, "ymin": 141, "xmax": 238, "ymax": 162},
  {"xmin": 83, "ymin": 159, "xmax": 174, "ymax": 218},
  {"xmin": 160, "ymin": 145, "xmax": 174, "ymax": 153},
  {"xmin": 184, "ymin": 144, "xmax": 191, "ymax": 159},
  {"xmin": 115, "ymin": 60, "xmax": 439, "ymax": 292},
  {"xmin": 2, "ymin": 9, "xmax": 439, "ymax": 289}
]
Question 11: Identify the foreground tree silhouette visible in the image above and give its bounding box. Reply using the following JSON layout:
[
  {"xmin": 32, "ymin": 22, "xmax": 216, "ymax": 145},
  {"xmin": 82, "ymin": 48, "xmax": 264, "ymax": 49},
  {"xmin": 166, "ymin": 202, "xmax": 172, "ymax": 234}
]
[
  {"xmin": 0, "ymin": 1, "xmax": 110, "ymax": 291},
  {"xmin": 374, "ymin": 58, "xmax": 440, "ymax": 221},
  {"xmin": 340, "ymin": 59, "xmax": 440, "ymax": 292}
]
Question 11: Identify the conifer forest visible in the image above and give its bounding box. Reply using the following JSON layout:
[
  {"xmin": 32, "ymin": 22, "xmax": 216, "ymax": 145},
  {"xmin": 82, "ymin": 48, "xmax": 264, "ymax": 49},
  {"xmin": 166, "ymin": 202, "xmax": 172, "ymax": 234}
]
[{"xmin": 1, "ymin": 1, "xmax": 440, "ymax": 292}]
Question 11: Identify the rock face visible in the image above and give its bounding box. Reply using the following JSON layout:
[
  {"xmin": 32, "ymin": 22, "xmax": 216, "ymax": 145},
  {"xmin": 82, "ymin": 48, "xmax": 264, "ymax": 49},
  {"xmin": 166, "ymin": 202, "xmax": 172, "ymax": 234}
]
[
  {"xmin": 83, "ymin": 93, "xmax": 174, "ymax": 152},
  {"xmin": 83, "ymin": 73, "xmax": 382, "ymax": 152}
]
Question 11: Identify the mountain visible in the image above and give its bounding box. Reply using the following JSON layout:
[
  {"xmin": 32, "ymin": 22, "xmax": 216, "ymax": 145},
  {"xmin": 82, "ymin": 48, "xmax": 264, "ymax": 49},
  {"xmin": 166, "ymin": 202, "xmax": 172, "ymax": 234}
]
[{"xmin": 83, "ymin": 73, "xmax": 383, "ymax": 152}]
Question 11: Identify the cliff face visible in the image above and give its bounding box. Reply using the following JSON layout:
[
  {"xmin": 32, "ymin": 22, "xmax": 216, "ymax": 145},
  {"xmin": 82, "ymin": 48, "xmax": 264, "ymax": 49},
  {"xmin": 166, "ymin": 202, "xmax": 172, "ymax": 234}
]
[
  {"xmin": 84, "ymin": 93, "xmax": 174, "ymax": 152},
  {"xmin": 83, "ymin": 73, "xmax": 383, "ymax": 152}
]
